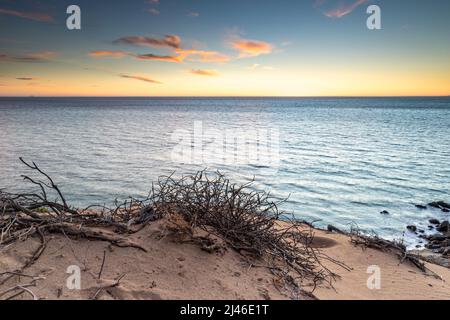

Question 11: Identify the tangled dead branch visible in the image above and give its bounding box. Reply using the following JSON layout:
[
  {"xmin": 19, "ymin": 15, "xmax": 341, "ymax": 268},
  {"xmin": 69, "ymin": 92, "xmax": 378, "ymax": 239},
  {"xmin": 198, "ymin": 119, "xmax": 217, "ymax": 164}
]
[
  {"xmin": 151, "ymin": 171, "xmax": 342, "ymax": 291},
  {"xmin": 1, "ymin": 159, "xmax": 342, "ymax": 298},
  {"xmin": 0, "ymin": 159, "xmax": 155, "ymax": 287},
  {"xmin": 347, "ymin": 227, "xmax": 442, "ymax": 278}
]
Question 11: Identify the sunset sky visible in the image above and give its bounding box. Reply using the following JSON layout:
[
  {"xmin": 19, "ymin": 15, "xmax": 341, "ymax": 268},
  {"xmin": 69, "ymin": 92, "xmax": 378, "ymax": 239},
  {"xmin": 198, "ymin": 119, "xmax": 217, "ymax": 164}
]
[{"xmin": 0, "ymin": 0, "xmax": 449, "ymax": 96}]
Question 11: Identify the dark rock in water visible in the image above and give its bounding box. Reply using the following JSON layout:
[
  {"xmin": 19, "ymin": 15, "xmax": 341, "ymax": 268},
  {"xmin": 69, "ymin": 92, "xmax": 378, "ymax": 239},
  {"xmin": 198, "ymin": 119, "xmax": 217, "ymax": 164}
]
[
  {"xmin": 327, "ymin": 225, "xmax": 345, "ymax": 234},
  {"xmin": 435, "ymin": 246, "xmax": 450, "ymax": 254},
  {"xmin": 428, "ymin": 225, "xmax": 434, "ymax": 230},
  {"xmin": 437, "ymin": 221, "xmax": 449, "ymax": 233},
  {"xmin": 429, "ymin": 201, "xmax": 450, "ymax": 209},
  {"xmin": 380, "ymin": 210, "xmax": 390, "ymax": 215},
  {"xmin": 418, "ymin": 229, "xmax": 425, "ymax": 234},
  {"xmin": 440, "ymin": 239, "xmax": 450, "ymax": 247},
  {"xmin": 428, "ymin": 234, "xmax": 446, "ymax": 242},
  {"xmin": 429, "ymin": 219, "xmax": 440, "ymax": 225},
  {"xmin": 426, "ymin": 243, "xmax": 442, "ymax": 250},
  {"xmin": 415, "ymin": 204, "xmax": 427, "ymax": 210},
  {"xmin": 428, "ymin": 201, "xmax": 450, "ymax": 212},
  {"xmin": 407, "ymin": 225, "xmax": 417, "ymax": 232}
]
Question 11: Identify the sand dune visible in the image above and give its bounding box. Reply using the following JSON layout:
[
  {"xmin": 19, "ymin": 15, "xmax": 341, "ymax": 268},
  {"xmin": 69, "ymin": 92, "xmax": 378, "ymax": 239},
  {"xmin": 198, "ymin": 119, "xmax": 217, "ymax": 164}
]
[{"xmin": 1, "ymin": 219, "xmax": 449, "ymax": 300}]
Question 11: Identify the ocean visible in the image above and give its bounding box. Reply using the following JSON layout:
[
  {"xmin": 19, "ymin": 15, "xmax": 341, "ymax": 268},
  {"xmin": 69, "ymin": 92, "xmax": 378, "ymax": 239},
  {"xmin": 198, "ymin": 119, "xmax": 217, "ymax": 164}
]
[{"xmin": 1, "ymin": 97, "xmax": 449, "ymax": 247}]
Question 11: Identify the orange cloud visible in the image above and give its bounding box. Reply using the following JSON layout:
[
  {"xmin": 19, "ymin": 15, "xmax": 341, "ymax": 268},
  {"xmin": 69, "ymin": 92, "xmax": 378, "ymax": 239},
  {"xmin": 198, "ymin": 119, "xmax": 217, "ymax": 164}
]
[
  {"xmin": 92, "ymin": 34, "xmax": 229, "ymax": 64},
  {"xmin": 120, "ymin": 74, "xmax": 162, "ymax": 84},
  {"xmin": 89, "ymin": 50, "xmax": 129, "ymax": 58},
  {"xmin": 231, "ymin": 39, "xmax": 273, "ymax": 58},
  {"xmin": 90, "ymin": 49, "xmax": 228, "ymax": 64},
  {"xmin": 190, "ymin": 69, "xmax": 218, "ymax": 76},
  {"xmin": 114, "ymin": 35, "xmax": 181, "ymax": 49},
  {"xmin": 0, "ymin": 8, "xmax": 54, "ymax": 22},
  {"xmin": 176, "ymin": 49, "xmax": 230, "ymax": 63}
]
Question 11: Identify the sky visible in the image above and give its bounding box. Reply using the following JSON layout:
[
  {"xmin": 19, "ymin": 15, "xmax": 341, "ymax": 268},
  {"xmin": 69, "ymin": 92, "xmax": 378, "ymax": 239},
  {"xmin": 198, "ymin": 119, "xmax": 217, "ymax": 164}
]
[{"xmin": 0, "ymin": 0, "xmax": 449, "ymax": 97}]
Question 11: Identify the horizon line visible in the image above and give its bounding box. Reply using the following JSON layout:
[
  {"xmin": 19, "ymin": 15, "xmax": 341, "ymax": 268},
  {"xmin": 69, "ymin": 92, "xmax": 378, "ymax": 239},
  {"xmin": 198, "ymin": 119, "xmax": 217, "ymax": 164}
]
[{"xmin": 0, "ymin": 95, "xmax": 449, "ymax": 99}]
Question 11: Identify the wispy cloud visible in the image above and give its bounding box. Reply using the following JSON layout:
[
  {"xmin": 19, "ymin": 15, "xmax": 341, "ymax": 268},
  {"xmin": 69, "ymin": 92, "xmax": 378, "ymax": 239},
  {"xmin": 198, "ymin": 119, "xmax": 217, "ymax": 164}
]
[
  {"xmin": 0, "ymin": 8, "xmax": 54, "ymax": 22},
  {"xmin": 16, "ymin": 77, "xmax": 37, "ymax": 81},
  {"xmin": 135, "ymin": 53, "xmax": 182, "ymax": 63},
  {"xmin": 120, "ymin": 74, "xmax": 162, "ymax": 84},
  {"xmin": 188, "ymin": 12, "xmax": 200, "ymax": 18},
  {"xmin": 89, "ymin": 50, "xmax": 179, "ymax": 62},
  {"xmin": 315, "ymin": 0, "xmax": 368, "ymax": 18},
  {"xmin": 114, "ymin": 35, "xmax": 181, "ymax": 49},
  {"xmin": 147, "ymin": 8, "xmax": 160, "ymax": 15},
  {"xmin": 176, "ymin": 49, "xmax": 230, "ymax": 63},
  {"xmin": 231, "ymin": 38, "xmax": 273, "ymax": 58},
  {"xmin": 190, "ymin": 69, "xmax": 218, "ymax": 76},
  {"xmin": 0, "ymin": 51, "xmax": 57, "ymax": 63},
  {"xmin": 249, "ymin": 64, "xmax": 275, "ymax": 71}
]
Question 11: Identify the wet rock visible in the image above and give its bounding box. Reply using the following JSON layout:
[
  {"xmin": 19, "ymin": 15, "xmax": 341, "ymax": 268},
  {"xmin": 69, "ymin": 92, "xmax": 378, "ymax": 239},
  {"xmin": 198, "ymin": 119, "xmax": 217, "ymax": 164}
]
[
  {"xmin": 429, "ymin": 201, "xmax": 450, "ymax": 209},
  {"xmin": 429, "ymin": 201, "xmax": 450, "ymax": 212},
  {"xmin": 407, "ymin": 225, "xmax": 417, "ymax": 232},
  {"xmin": 380, "ymin": 210, "xmax": 390, "ymax": 215},
  {"xmin": 428, "ymin": 234, "xmax": 446, "ymax": 242},
  {"xmin": 435, "ymin": 246, "xmax": 450, "ymax": 254},
  {"xmin": 418, "ymin": 229, "xmax": 425, "ymax": 234},
  {"xmin": 428, "ymin": 225, "xmax": 434, "ymax": 230},
  {"xmin": 440, "ymin": 239, "xmax": 450, "ymax": 247},
  {"xmin": 425, "ymin": 243, "xmax": 441, "ymax": 250},
  {"xmin": 429, "ymin": 219, "xmax": 440, "ymax": 225},
  {"xmin": 437, "ymin": 221, "xmax": 449, "ymax": 233},
  {"xmin": 327, "ymin": 225, "xmax": 345, "ymax": 234},
  {"xmin": 415, "ymin": 204, "xmax": 427, "ymax": 210}
]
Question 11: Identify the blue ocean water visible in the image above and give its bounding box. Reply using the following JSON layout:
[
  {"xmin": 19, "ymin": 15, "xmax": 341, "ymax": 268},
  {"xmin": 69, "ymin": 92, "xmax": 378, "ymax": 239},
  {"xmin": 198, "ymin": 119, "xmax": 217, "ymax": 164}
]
[{"xmin": 0, "ymin": 97, "xmax": 449, "ymax": 246}]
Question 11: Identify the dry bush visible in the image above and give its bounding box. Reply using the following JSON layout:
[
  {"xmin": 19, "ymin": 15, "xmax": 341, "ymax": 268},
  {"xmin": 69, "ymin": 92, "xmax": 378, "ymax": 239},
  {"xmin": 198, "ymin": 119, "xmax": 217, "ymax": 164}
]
[{"xmin": 151, "ymin": 171, "xmax": 341, "ymax": 291}]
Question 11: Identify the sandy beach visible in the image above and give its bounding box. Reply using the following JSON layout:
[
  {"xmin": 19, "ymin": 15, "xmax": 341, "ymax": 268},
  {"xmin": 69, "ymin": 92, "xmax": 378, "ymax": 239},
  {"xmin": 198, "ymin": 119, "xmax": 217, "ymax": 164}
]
[{"xmin": 1, "ymin": 216, "xmax": 449, "ymax": 300}]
